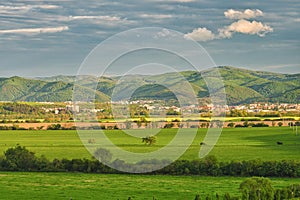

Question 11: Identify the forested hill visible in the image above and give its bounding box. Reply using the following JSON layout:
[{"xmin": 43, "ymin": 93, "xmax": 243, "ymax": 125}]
[
  {"xmin": 0, "ymin": 76, "xmax": 109, "ymax": 102},
  {"xmin": 0, "ymin": 66, "xmax": 299, "ymax": 104}
]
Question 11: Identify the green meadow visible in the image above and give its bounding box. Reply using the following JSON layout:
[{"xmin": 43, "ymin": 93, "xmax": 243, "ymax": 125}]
[
  {"xmin": 0, "ymin": 172, "xmax": 299, "ymax": 200},
  {"xmin": 0, "ymin": 127, "xmax": 299, "ymax": 162}
]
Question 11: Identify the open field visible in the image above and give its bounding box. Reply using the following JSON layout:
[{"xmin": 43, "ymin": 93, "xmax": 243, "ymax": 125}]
[
  {"xmin": 0, "ymin": 172, "xmax": 299, "ymax": 200},
  {"xmin": 0, "ymin": 127, "xmax": 299, "ymax": 162}
]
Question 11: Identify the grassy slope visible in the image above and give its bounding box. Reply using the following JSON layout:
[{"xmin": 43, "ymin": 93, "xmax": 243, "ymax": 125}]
[{"xmin": 0, "ymin": 127, "xmax": 299, "ymax": 162}]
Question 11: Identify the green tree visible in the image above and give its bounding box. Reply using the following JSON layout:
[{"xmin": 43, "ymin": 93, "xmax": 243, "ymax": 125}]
[
  {"xmin": 47, "ymin": 123, "xmax": 61, "ymax": 130},
  {"xmin": 93, "ymin": 148, "xmax": 112, "ymax": 164},
  {"xmin": 142, "ymin": 135, "xmax": 157, "ymax": 145},
  {"xmin": 4, "ymin": 145, "xmax": 38, "ymax": 171},
  {"xmin": 227, "ymin": 122, "xmax": 235, "ymax": 128},
  {"xmin": 240, "ymin": 177, "xmax": 274, "ymax": 200}
]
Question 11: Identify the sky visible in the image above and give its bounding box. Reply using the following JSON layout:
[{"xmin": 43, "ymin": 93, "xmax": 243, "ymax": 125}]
[{"xmin": 0, "ymin": 0, "xmax": 299, "ymax": 77}]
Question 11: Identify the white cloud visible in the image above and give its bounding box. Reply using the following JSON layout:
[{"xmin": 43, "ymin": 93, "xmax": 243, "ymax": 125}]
[
  {"xmin": 218, "ymin": 19, "xmax": 273, "ymax": 38},
  {"xmin": 152, "ymin": 0, "xmax": 195, "ymax": 2},
  {"xmin": 185, "ymin": 18, "xmax": 273, "ymax": 41},
  {"xmin": 66, "ymin": 15, "xmax": 134, "ymax": 27},
  {"xmin": 69, "ymin": 15, "xmax": 122, "ymax": 21},
  {"xmin": 224, "ymin": 9, "xmax": 264, "ymax": 20},
  {"xmin": 140, "ymin": 14, "xmax": 173, "ymax": 19},
  {"xmin": 172, "ymin": 0, "xmax": 195, "ymax": 2},
  {"xmin": 154, "ymin": 28, "xmax": 179, "ymax": 38},
  {"xmin": 184, "ymin": 27, "xmax": 215, "ymax": 41},
  {"xmin": 0, "ymin": 4, "xmax": 60, "ymax": 13},
  {"xmin": 0, "ymin": 26, "xmax": 69, "ymax": 35},
  {"xmin": 184, "ymin": 8, "xmax": 273, "ymax": 42}
]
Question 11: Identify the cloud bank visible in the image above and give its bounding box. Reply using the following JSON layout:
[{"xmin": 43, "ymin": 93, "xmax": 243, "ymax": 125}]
[
  {"xmin": 69, "ymin": 15, "xmax": 122, "ymax": 21},
  {"xmin": 224, "ymin": 9, "xmax": 263, "ymax": 19},
  {"xmin": 0, "ymin": 4, "xmax": 60, "ymax": 14},
  {"xmin": 218, "ymin": 19, "xmax": 273, "ymax": 38},
  {"xmin": 184, "ymin": 27, "xmax": 215, "ymax": 41},
  {"xmin": 0, "ymin": 26, "xmax": 69, "ymax": 35},
  {"xmin": 184, "ymin": 9, "xmax": 273, "ymax": 41}
]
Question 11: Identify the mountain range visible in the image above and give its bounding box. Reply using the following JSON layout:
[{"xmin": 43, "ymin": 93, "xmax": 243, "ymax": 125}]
[{"xmin": 0, "ymin": 66, "xmax": 299, "ymax": 105}]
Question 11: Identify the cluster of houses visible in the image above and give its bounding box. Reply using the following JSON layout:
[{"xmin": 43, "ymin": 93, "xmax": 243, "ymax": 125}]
[
  {"xmin": 48, "ymin": 101, "xmax": 300, "ymax": 115},
  {"xmin": 229, "ymin": 103, "xmax": 300, "ymax": 113}
]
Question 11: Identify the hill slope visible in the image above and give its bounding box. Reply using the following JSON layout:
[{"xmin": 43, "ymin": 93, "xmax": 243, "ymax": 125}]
[
  {"xmin": 0, "ymin": 76, "xmax": 109, "ymax": 102},
  {"xmin": 1, "ymin": 66, "xmax": 299, "ymax": 104}
]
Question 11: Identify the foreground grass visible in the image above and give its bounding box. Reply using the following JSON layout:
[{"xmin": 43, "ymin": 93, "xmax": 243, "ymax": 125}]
[
  {"xmin": 0, "ymin": 127, "xmax": 299, "ymax": 162},
  {"xmin": 0, "ymin": 172, "xmax": 299, "ymax": 199}
]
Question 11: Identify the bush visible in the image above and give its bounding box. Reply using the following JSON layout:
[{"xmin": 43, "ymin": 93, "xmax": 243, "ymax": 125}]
[
  {"xmin": 4, "ymin": 145, "xmax": 39, "ymax": 171},
  {"xmin": 93, "ymin": 148, "xmax": 112, "ymax": 164},
  {"xmin": 240, "ymin": 177, "xmax": 274, "ymax": 200},
  {"xmin": 47, "ymin": 124, "xmax": 61, "ymax": 130},
  {"xmin": 163, "ymin": 123, "xmax": 174, "ymax": 128},
  {"xmin": 252, "ymin": 123, "xmax": 269, "ymax": 127},
  {"xmin": 227, "ymin": 122, "xmax": 235, "ymax": 128}
]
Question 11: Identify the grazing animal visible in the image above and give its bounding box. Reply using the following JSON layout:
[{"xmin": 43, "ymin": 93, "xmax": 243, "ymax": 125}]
[
  {"xmin": 277, "ymin": 141, "xmax": 283, "ymax": 145},
  {"xmin": 200, "ymin": 142, "xmax": 206, "ymax": 146}
]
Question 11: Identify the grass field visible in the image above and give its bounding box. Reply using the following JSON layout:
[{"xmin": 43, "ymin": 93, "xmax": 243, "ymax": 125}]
[
  {"xmin": 0, "ymin": 127, "xmax": 299, "ymax": 162},
  {"xmin": 0, "ymin": 172, "xmax": 299, "ymax": 200},
  {"xmin": 0, "ymin": 127, "xmax": 300, "ymax": 199}
]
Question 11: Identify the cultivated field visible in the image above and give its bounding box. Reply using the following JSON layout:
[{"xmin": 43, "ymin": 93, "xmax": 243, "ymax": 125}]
[
  {"xmin": 0, "ymin": 172, "xmax": 299, "ymax": 199},
  {"xmin": 0, "ymin": 127, "xmax": 299, "ymax": 162}
]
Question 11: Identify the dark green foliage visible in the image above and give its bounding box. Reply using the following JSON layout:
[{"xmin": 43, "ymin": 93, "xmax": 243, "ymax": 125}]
[
  {"xmin": 274, "ymin": 184, "xmax": 300, "ymax": 200},
  {"xmin": 1, "ymin": 146, "xmax": 300, "ymax": 179},
  {"xmin": 47, "ymin": 124, "xmax": 62, "ymax": 130},
  {"xmin": 163, "ymin": 123, "xmax": 174, "ymax": 128},
  {"xmin": 227, "ymin": 122, "xmax": 235, "ymax": 127},
  {"xmin": 277, "ymin": 122, "xmax": 283, "ymax": 127},
  {"xmin": 251, "ymin": 123, "xmax": 269, "ymax": 127},
  {"xmin": 142, "ymin": 135, "xmax": 157, "ymax": 145},
  {"xmin": 224, "ymin": 193, "xmax": 231, "ymax": 200},
  {"xmin": 3, "ymin": 145, "xmax": 50, "ymax": 171},
  {"xmin": 93, "ymin": 148, "xmax": 113, "ymax": 164},
  {"xmin": 205, "ymin": 194, "xmax": 211, "ymax": 200},
  {"xmin": 240, "ymin": 177, "xmax": 274, "ymax": 200}
]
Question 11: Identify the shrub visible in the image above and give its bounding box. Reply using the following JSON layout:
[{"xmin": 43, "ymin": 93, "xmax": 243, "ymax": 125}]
[{"xmin": 240, "ymin": 177, "xmax": 274, "ymax": 200}]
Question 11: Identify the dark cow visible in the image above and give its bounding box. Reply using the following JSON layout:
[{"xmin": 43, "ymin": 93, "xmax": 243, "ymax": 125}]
[{"xmin": 277, "ymin": 141, "xmax": 283, "ymax": 145}]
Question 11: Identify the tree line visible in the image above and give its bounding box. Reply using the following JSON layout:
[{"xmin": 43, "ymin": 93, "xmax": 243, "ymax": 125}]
[
  {"xmin": 1, "ymin": 146, "xmax": 300, "ymax": 179},
  {"xmin": 1, "ymin": 146, "xmax": 300, "ymax": 200}
]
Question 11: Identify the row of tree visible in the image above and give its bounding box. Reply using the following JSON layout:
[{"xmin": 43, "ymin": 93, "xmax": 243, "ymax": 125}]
[
  {"xmin": 1, "ymin": 146, "xmax": 300, "ymax": 200},
  {"xmin": 1, "ymin": 146, "xmax": 300, "ymax": 178}
]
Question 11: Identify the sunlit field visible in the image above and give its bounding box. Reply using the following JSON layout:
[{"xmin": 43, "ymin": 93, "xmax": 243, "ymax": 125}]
[
  {"xmin": 0, "ymin": 172, "xmax": 299, "ymax": 200},
  {"xmin": 0, "ymin": 127, "xmax": 299, "ymax": 162}
]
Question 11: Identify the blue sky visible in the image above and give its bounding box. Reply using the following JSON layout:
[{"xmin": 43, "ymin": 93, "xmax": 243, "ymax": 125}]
[{"xmin": 0, "ymin": 0, "xmax": 299, "ymax": 77}]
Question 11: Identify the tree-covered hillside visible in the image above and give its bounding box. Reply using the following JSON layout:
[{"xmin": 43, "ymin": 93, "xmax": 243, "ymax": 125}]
[
  {"xmin": 0, "ymin": 76, "xmax": 109, "ymax": 102},
  {"xmin": 1, "ymin": 66, "xmax": 299, "ymax": 104}
]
